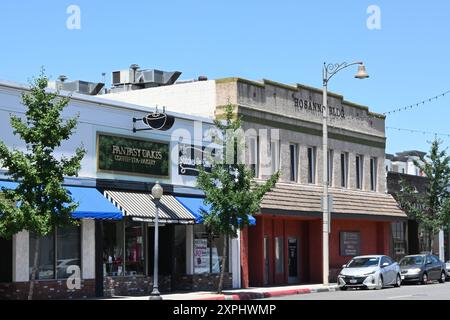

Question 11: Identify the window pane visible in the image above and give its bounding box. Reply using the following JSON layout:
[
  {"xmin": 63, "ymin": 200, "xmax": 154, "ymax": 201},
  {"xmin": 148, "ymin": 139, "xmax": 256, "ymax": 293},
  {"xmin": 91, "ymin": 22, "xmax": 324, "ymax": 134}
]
[
  {"xmin": 211, "ymin": 235, "xmax": 229, "ymax": 273},
  {"xmin": 193, "ymin": 225, "xmax": 209, "ymax": 274},
  {"xmin": 103, "ymin": 221, "xmax": 125, "ymax": 276},
  {"xmin": 290, "ymin": 144, "xmax": 297, "ymax": 182},
  {"xmin": 29, "ymin": 232, "xmax": 54, "ymax": 280},
  {"xmin": 340, "ymin": 153, "xmax": 348, "ymax": 188},
  {"xmin": 308, "ymin": 148, "xmax": 315, "ymax": 184},
  {"xmin": 125, "ymin": 221, "xmax": 144, "ymax": 276},
  {"xmin": 56, "ymin": 225, "xmax": 81, "ymax": 279},
  {"xmin": 173, "ymin": 225, "xmax": 186, "ymax": 275},
  {"xmin": 275, "ymin": 237, "xmax": 284, "ymax": 274}
]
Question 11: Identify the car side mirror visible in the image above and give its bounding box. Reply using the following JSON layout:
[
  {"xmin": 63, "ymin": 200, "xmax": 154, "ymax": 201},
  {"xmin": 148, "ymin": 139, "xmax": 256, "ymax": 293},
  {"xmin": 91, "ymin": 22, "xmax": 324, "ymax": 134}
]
[
  {"xmin": 382, "ymin": 262, "xmax": 389, "ymax": 267},
  {"xmin": 342, "ymin": 264, "xmax": 347, "ymax": 269},
  {"xmin": 426, "ymin": 261, "xmax": 433, "ymax": 265}
]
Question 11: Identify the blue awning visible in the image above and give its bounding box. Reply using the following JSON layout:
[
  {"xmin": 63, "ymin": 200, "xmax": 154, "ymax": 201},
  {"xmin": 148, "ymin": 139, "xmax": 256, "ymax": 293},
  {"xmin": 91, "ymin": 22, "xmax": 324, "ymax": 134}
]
[
  {"xmin": 66, "ymin": 186, "xmax": 123, "ymax": 220},
  {"xmin": 0, "ymin": 181, "xmax": 122, "ymax": 220},
  {"xmin": 175, "ymin": 196, "xmax": 256, "ymax": 226}
]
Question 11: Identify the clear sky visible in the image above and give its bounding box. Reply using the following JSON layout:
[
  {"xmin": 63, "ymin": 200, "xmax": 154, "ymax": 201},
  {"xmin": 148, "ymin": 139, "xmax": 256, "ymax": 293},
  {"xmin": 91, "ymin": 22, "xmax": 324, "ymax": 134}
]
[{"xmin": 1, "ymin": 1, "xmax": 449, "ymax": 155}]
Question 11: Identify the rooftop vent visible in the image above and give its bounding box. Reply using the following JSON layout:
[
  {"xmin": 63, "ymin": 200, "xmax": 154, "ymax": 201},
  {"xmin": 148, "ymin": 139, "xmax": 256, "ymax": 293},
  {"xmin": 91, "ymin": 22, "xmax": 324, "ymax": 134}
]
[{"xmin": 110, "ymin": 65, "xmax": 182, "ymax": 92}]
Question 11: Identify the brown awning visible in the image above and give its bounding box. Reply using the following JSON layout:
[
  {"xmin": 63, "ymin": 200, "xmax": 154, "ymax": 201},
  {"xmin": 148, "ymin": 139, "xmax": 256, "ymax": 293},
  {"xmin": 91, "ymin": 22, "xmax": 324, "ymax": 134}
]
[{"xmin": 260, "ymin": 183, "xmax": 407, "ymax": 219}]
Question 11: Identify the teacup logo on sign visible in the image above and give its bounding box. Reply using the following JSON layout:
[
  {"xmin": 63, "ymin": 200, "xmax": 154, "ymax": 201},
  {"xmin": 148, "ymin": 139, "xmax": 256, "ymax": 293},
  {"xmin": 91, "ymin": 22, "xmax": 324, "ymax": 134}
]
[
  {"xmin": 133, "ymin": 107, "xmax": 175, "ymax": 132},
  {"xmin": 293, "ymin": 95, "xmax": 345, "ymax": 119}
]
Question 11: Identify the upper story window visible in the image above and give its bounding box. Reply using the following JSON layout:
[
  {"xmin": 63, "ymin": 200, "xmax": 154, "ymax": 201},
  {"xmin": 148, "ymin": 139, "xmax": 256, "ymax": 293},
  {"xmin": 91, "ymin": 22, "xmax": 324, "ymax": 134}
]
[
  {"xmin": 289, "ymin": 143, "xmax": 298, "ymax": 182},
  {"xmin": 248, "ymin": 136, "xmax": 260, "ymax": 178},
  {"xmin": 341, "ymin": 152, "xmax": 349, "ymax": 188},
  {"xmin": 370, "ymin": 157, "xmax": 377, "ymax": 191},
  {"xmin": 307, "ymin": 147, "xmax": 316, "ymax": 184},
  {"xmin": 271, "ymin": 139, "xmax": 280, "ymax": 174},
  {"xmin": 356, "ymin": 154, "xmax": 363, "ymax": 189}
]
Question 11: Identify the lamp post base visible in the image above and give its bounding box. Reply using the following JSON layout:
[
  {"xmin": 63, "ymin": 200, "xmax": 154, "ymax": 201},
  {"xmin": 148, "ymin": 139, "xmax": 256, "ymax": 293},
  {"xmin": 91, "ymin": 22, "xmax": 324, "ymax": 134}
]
[{"xmin": 149, "ymin": 289, "xmax": 163, "ymax": 300}]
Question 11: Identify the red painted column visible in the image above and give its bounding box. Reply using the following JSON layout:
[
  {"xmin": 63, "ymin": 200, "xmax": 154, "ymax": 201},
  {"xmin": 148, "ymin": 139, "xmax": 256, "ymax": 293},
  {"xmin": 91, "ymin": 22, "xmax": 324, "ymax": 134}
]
[{"xmin": 240, "ymin": 227, "xmax": 249, "ymax": 288}]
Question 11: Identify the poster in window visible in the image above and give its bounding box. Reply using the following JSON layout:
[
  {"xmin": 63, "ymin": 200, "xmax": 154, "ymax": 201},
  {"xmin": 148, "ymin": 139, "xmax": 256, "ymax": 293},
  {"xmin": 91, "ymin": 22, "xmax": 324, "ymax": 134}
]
[
  {"xmin": 193, "ymin": 239, "xmax": 208, "ymax": 273},
  {"xmin": 340, "ymin": 232, "xmax": 360, "ymax": 256}
]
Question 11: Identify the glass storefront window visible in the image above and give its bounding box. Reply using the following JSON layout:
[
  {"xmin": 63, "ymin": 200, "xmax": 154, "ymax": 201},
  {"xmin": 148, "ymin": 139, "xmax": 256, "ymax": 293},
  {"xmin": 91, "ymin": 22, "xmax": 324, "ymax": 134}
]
[
  {"xmin": 173, "ymin": 225, "xmax": 187, "ymax": 275},
  {"xmin": 29, "ymin": 226, "xmax": 81, "ymax": 280},
  {"xmin": 103, "ymin": 221, "xmax": 145, "ymax": 277},
  {"xmin": 125, "ymin": 221, "xmax": 144, "ymax": 276},
  {"xmin": 56, "ymin": 225, "xmax": 81, "ymax": 279},
  {"xmin": 193, "ymin": 225, "xmax": 229, "ymax": 274},
  {"xmin": 275, "ymin": 237, "xmax": 284, "ymax": 274},
  {"xmin": 29, "ymin": 232, "xmax": 55, "ymax": 280},
  {"xmin": 103, "ymin": 221, "xmax": 125, "ymax": 276}
]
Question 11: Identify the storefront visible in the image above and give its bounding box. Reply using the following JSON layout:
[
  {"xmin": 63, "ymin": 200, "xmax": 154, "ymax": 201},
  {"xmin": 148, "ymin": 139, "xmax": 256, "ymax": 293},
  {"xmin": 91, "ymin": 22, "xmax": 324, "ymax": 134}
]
[
  {"xmin": 0, "ymin": 79, "xmax": 240, "ymax": 299},
  {"xmin": 243, "ymin": 183, "xmax": 406, "ymax": 286}
]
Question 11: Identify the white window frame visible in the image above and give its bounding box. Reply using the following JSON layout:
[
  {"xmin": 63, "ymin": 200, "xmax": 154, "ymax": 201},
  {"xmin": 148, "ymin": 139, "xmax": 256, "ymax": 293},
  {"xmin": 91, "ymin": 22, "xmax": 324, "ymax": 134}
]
[{"xmin": 356, "ymin": 154, "xmax": 364, "ymax": 189}]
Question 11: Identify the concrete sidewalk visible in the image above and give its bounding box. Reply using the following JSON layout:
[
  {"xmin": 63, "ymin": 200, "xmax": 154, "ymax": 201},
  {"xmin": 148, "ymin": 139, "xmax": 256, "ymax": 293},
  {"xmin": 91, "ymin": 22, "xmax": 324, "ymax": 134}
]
[{"xmin": 104, "ymin": 284, "xmax": 339, "ymax": 300}]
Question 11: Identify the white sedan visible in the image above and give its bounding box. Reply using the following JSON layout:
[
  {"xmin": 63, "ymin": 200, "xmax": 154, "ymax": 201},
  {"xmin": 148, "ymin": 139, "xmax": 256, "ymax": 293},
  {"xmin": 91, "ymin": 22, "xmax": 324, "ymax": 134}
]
[{"xmin": 338, "ymin": 255, "xmax": 402, "ymax": 290}]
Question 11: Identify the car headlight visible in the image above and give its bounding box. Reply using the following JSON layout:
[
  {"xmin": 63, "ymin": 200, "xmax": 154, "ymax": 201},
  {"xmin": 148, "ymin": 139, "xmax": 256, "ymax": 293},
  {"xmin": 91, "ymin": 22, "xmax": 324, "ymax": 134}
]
[
  {"xmin": 409, "ymin": 268, "xmax": 421, "ymax": 274},
  {"xmin": 363, "ymin": 271, "xmax": 376, "ymax": 276}
]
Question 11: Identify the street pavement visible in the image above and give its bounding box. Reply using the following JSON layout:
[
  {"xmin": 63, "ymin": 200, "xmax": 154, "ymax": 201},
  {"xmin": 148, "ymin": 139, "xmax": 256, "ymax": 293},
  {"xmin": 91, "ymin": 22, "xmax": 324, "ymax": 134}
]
[{"xmin": 262, "ymin": 281, "xmax": 450, "ymax": 300}]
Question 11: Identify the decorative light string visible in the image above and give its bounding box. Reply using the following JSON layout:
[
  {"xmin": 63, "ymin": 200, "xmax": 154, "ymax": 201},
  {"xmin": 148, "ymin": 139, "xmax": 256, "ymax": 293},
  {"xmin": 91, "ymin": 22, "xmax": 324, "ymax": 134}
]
[
  {"xmin": 383, "ymin": 90, "xmax": 450, "ymax": 116},
  {"xmin": 386, "ymin": 126, "xmax": 450, "ymax": 138}
]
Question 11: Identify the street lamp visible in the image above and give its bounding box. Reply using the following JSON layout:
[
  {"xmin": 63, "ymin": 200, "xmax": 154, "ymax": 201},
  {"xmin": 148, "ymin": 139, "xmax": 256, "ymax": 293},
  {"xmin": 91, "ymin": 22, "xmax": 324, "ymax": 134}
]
[
  {"xmin": 150, "ymin": 181, "xmax": 163, "ymax": 300},
  {"xmin": 322, "ymin": 62, "xmax": 369, "ymax": 285}
]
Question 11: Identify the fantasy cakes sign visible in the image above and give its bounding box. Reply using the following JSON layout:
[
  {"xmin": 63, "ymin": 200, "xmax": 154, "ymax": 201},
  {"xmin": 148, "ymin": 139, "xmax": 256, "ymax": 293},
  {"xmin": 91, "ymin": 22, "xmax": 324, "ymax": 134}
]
[
  {"xmin": 98, "ymin": 133, "xmax": 169, "ymax": 177},
  {"xmin": 293, "ymin": 95, "xmax": 345, "ymax": 119}
]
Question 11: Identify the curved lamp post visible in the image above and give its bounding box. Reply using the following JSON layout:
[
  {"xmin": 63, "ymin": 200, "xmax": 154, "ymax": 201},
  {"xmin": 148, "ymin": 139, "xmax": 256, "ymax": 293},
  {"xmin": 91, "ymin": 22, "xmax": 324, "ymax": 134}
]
[
  {"xmin": 150, "ymin": 181, "xmax": 163, "ymax": 300},
  {"xmin": 322, "ymin": 62, "xmax": 369, "ymax": 285}
]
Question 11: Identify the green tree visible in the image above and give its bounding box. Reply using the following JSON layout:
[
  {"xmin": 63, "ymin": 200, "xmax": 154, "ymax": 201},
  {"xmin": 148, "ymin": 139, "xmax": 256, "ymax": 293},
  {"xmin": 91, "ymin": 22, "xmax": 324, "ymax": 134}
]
[
  {"xmin": 396, "ymin": 139, "xmax": 450, "ymax": 253},
  {"xmin": 196, "ymin": 104, "xmax": 279, "ymax": 293},
  {"xmin": 0, "ymin": 72, "xmax": 86, "ymax": 299}
]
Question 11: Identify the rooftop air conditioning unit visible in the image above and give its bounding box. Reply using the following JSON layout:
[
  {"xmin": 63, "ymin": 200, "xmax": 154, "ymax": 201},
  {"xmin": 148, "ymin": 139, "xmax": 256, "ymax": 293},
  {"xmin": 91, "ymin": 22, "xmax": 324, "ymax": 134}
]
[{"xmin": 111, "ymin": 70, "xmax": 132, "ymax": 86}]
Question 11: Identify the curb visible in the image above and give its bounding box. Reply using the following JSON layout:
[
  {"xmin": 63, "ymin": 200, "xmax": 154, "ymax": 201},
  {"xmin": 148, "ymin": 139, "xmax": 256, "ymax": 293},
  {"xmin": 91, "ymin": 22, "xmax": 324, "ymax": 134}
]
[{"xmin": 190, "ymin": 286, "xmax": 339, "ymax": 301}]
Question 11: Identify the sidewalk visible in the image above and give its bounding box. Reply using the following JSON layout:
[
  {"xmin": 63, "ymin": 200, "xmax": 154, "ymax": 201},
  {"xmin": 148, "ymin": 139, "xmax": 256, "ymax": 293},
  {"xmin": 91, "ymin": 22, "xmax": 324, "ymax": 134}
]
[{"xmin": 104, "ymin": 284, "xmax": 339, "ymax": 300}]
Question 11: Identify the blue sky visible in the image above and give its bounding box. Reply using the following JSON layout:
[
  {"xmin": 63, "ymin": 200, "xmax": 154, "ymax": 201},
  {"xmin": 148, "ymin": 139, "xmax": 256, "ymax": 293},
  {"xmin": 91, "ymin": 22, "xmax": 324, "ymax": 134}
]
[{"xmin": 1, "ymin": 1, "xmax": 449, "ymax": 154}]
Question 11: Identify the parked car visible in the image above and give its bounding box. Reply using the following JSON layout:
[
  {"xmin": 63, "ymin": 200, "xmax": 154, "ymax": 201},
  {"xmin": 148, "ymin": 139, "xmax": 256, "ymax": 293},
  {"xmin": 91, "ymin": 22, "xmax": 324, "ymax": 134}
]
[
  {"xmin": 399, "ymin": 254, "xmax": 447, "ymax": 284},
  {"xmin": 445, "ymin": 261, "xmax": 450, "ymax": 280},
  {"xmin": 338, "ymin": 255, "xmax": 401, "ymax": 290}
]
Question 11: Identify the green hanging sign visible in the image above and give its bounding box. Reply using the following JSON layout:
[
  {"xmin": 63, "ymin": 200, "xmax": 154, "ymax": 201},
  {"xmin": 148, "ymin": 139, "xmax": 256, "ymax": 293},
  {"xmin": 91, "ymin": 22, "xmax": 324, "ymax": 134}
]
[{"xmin": 97, "ymin": 133, "xmax": 169, "ymax": 177}]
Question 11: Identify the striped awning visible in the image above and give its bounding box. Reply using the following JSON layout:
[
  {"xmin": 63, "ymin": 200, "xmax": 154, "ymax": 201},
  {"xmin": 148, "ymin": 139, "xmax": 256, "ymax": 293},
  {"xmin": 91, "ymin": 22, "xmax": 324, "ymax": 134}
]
[{"xmin": 103, "ymin": 189, "xmax": 196, "ymax": 224}]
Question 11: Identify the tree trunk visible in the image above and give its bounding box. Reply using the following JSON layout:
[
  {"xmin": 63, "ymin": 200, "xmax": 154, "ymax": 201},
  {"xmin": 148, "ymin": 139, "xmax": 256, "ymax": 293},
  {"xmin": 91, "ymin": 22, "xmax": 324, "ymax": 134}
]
[
  {"xmin": 429, "ymin": 232, "xmax": 434, "ymax": 254},
  {"xmin": 217, "ymin": 236, "xmax": 228, "ymax": 294},
  {"xmin": 28, "ymin": 237, "xmax": 40, "ymax": 300}
]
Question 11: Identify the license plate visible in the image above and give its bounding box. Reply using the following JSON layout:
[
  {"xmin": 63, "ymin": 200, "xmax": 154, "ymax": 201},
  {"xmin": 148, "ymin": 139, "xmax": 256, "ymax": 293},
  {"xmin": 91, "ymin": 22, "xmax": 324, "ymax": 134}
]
[{"xmin": 350, "ymin": 279, "xmax": 357, "ymax": 284}]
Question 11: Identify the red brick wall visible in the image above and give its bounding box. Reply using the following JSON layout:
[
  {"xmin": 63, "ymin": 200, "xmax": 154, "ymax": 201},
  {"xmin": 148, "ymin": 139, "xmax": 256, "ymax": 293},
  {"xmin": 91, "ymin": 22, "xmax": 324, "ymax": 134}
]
[
  {"xmin": 330, "ymin": 219, "xmax": 391, "ymax": 274},
  {"xmin": 0, "ymin": 279, "xmax": 95, "ymax": 300},
  {"xmin": 308, "ymin": 219, "xmax": 323, "ymax": 283}
]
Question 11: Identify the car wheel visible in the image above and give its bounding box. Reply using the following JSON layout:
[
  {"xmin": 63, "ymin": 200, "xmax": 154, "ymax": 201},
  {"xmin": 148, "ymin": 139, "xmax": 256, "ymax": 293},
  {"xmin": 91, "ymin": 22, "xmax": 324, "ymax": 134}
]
[
  {"xmin": 439, "ymin": 271, "xmax": 446, "ymax": 283},
  {"xmin": 376, "ymin": 275, "xmax": 384, "ymax": 290},
  {"xmin": 421, "ymin": 273, "xmax": 428, "ymax": 285},
  {"xmin": 394, "ymin": 274, "xmax": 402, "ymax": 287}
]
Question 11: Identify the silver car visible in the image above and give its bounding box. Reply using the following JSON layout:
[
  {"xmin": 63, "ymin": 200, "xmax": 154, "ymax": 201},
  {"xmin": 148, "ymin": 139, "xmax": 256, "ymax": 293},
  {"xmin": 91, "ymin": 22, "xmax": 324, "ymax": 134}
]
[{"xmin": 338, "ymin": 255, "xmax": 402, "ymax": 290}]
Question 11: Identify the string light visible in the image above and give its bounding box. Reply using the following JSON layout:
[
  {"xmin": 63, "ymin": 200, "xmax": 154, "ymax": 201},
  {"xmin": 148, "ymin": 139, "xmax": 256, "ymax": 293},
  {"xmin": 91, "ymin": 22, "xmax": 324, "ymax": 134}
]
[
  {"xmin": 383, "ymin": 90, "xmax": 450, "ymax": 116},
  {"xmin": 386, "ymin": 126, "xmax": 450, "ymax": 138}
]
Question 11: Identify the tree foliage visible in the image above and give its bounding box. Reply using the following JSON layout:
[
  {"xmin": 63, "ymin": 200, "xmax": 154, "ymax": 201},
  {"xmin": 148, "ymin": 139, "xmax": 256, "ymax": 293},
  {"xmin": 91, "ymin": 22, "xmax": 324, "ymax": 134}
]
[
  {"xmin": 396, "ymin": 139, "xmax": 450, "ymax": 250},
  {"xmin": 0, "ymin": 72, "xmax": 86, "ymax": 239},
  {"xmin": 196, "ymin": 104, "xmax": 279, "ymax": 292}
]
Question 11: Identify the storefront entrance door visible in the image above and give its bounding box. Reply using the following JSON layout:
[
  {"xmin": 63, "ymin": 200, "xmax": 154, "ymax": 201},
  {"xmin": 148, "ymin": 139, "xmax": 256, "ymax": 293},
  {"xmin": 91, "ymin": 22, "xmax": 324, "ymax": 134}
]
[{"xmin": 288, "ymin": 238, "xmax": 299, "ymax": 284}]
